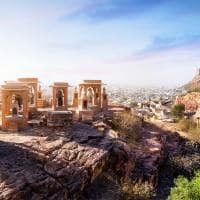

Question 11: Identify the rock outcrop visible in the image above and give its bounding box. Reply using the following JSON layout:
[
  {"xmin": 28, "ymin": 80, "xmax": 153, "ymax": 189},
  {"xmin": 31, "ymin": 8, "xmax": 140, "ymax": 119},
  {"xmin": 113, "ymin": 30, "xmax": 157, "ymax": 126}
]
[
  {"xmin": 0, "ymin": 123, "xmax": 133, "ymax": 200},
  {"xmin": 175, "ymin": 92, "xmax": 200, "ymax": 112},
  {"xmin": 80, "ymin": 122, "xmax": 167, "ymax": 200},
  {"xmin": 131, "ymin": 129, "xmax": 165, "ymax": 187},
  {"xmin": 184, "ymin": 69, "xmax": 200, "ymax": 91}
]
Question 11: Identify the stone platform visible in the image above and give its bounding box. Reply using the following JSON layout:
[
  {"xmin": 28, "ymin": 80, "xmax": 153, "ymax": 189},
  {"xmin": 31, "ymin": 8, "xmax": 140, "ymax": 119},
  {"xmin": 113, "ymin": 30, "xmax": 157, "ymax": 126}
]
[
  {"xmin": 4, "ymin": 115, "xmax": 26, "ymax": 132},
  {"xmin": 46, "ymin": 110, "xmax": 73, "ymax": 127}
]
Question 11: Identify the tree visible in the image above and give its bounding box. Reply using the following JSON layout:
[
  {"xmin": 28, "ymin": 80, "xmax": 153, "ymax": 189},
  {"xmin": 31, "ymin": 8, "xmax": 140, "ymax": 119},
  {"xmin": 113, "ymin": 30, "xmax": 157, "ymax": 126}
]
[
  {"xmin": 171, "ymin": 104, "xmax": 185, "ymax": 119},
  {"xmin": 129, "ymin": 101, "xmax": 138, "ymax": 108}
]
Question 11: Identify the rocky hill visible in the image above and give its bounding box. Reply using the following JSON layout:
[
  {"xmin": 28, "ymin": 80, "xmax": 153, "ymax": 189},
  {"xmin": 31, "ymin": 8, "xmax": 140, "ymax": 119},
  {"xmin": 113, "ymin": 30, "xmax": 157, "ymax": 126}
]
[
  {"xmin": 184, "ymin": 70, "xmax": 200, "ymax": 91},
  {"xmin": 175, "ymin": 92, "xmax": 200, "ymax": 112}
]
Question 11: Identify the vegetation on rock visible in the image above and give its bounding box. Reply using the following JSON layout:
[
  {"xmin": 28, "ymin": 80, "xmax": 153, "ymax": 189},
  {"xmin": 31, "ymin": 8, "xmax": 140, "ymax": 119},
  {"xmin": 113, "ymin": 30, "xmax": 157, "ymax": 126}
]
[
  {"xmin": 121, "ymin": 181, "xmax": 154, "ymax": 200},
  {"xmin": 168, "ymin": 171, "xmax": 200, "ymax": 200},
  {"xmin": 178, "ymin": 119, "xmax": 196, "ymax": 132},
  {"xmin": 178, "ymin": 119, "xmax": 200, "ymax": 143},
  {"xmin": 112, "ymin": 111, "xmax": 142, "ymax": 143},
  {"xmin": 129, "ymin": 101, "xmax": 138, "ymax": 108},
  {"xmin": 188, "ymin": 87, "xmax": 200, "ymax": 93},
  {"xmin": 171, "ymin": 104, "xmax": 185, "ymax": 119}
]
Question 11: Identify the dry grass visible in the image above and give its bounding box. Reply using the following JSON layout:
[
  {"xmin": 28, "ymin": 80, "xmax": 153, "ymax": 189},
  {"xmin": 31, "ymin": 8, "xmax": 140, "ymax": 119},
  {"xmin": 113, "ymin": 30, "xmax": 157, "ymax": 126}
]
[
  {"xmin": 112, "ymin": 111, "xmax": 142, "ymax": 143},
  {"xmin": 178, "ymin": 119, "xmax": 200, "ymax": 143},
  {"xmin": 121, "ymin": 181, "xmax": 154, "ymax": 200}
]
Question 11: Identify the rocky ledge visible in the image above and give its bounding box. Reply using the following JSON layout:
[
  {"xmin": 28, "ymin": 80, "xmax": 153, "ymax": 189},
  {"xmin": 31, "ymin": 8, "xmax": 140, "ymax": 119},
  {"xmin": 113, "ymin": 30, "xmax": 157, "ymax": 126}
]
[{"xmin": 0, "ymin": 122, "xmax": 133, "ymax": 200}]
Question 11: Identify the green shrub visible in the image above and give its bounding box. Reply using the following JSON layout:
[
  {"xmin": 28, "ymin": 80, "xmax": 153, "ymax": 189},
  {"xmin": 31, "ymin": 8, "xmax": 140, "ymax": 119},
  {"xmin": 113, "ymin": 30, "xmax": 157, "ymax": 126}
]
[
  {"xmin": 168, "ymin": 171, "xmax": 200, "ymax": 200},
  {"xmin": 171, "ymin": 104, "xmax": 185, "ymax": 119}
]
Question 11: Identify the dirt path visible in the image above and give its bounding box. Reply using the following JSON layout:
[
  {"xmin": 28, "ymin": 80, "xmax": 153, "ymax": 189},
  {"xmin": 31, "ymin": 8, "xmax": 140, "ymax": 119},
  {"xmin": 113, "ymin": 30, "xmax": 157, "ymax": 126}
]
[{"xmin": 149, "ymin": 120, "xmax": 189, "ymax": 139}]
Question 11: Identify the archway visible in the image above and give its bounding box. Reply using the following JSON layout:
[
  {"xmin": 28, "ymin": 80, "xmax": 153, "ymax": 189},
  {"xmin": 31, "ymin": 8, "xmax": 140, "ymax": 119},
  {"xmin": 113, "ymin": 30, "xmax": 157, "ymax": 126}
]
[
  {"xmin": 29, "ymin": 86, "xmax": 35, "ymax": 105},
  {"xmin": 15, "ymin": 94, "xmax": 23, "ymax": 111},
  {"xmin": 87, "ymin": 87, "xmax": 95, "ymax": 107},
  {"xmin": 57, "ymin": 89, "xmax": 64, "ymax": 107},
  {"xmin": 11, "ymin": 94, "xmax": 23, "ymax": 114}
]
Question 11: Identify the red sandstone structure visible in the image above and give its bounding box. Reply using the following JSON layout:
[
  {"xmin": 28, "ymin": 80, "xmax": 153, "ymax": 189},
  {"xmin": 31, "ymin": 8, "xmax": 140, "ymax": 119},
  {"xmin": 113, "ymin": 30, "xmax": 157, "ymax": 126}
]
[
  {"xmin": 71, "ymin": 80, "xmax": 108, "ymax": 121},
  {"xmin": 72, "ymin": 80, "xmax": 107, "ymax": 110},
  {"xmin": 1, "ymin": 82, "xmax": 29, "ymax": 131},
  {"xmin": 0, "ymin": 78, "xmax": 108, "ymax": 131},
  {"xmin": 50, "ymin": 82, "xmax": 69, "ymax": 111}
]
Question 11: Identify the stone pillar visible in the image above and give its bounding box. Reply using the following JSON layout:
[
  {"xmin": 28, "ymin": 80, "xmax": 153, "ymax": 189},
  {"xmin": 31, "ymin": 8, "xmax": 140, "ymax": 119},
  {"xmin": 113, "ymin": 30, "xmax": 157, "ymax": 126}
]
[
  {"xmin": 72, "ymin": 87, "xmax": 79, "ymax": 107},
  {"xmin": 101, "ymin": 87, "xmax": 108, "ymax": 109},
  {"xmin": 79, "ymin": 87, "xmax": 88, "ymax": 110},
  {"xmin": 38, "ymin": 85, "xmax": 42, "ymax": 99}
]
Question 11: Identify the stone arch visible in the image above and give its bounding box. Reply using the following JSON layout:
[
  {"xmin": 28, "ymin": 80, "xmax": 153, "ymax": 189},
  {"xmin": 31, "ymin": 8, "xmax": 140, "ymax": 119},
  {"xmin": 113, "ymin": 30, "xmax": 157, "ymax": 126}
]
[
  {"xmin": 29, "ymin": 86, "xmax": 35, "ymax": 105},
  {"xmin": 87, "ymin": 87, "xmax": 95, "ymax": 107},
  {"xmin": 15, "ymin": 94, "xmax": 23, "ymax": 110},
  {"xmin": 12, "ymin": 107, "xmax": 18, "ymax": 115},
  {"xmin": 11, "ymin": 94, "xmax": 23, "ymax": 114},
  {"xmin": 56, "ymin": 89, "xmax": 64, "ymax": 107}
]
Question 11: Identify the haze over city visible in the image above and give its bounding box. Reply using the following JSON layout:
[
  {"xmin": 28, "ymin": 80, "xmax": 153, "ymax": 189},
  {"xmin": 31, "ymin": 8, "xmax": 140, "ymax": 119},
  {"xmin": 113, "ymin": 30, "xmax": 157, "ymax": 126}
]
[{"xmin": 0, "ymin": 0, "xmax": 200, "ymax": 87}]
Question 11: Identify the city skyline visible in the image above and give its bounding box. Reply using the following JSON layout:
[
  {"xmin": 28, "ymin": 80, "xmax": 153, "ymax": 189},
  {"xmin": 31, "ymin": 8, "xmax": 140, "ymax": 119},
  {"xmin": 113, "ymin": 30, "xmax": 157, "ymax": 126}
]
[{"xmin": 0, "ymin": 0, "xmax": 200, "ymax": 87}]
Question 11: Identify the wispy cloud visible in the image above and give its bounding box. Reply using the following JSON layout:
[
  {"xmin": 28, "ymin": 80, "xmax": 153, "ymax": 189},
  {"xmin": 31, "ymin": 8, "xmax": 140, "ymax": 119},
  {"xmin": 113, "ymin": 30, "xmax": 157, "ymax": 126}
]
[
  {"xmin": 60, "ymin": 0, "xmax": 164, "ymax": 22},
  {"xmin": 141, "ymin": 34, "xmax": 200, "ymax": 55},
  {"xmin": 106, "ymin": 34, "xmax": 200, "ymax": 64},
  {"xmin": 0, "ymin": 0, "xmax": 200, "ymax": 87},
  {"xmin": 57, "ymin": 0, "xmax": 200, "ymax": 26},
  {"xmin": 48, "ymin": 39, "xmax": 103, "ymax": 51}
]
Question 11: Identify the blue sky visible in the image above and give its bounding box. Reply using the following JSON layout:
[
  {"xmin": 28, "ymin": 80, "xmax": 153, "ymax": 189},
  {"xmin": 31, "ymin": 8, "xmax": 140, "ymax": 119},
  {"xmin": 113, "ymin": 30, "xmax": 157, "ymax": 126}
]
[{"xmin": 0, "ymin": 0, "xmax": 200, "ymax": 87}]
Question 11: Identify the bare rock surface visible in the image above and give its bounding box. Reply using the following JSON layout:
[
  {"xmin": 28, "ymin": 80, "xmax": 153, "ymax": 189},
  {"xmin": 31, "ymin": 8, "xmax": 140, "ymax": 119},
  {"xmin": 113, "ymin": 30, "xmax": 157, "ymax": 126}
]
[
  {"xmin": 131, "ymin": 129, "xmax": 165, "ymax": 187},
  {"xmin": 81, "ymin": 121, "xmax": 167, "ymax": 200},
  {"xmin": 0, "ymin": 120, "xmax": 169, "ymax": 200},
  {"xmin": 0, "ymin": 122, "xmax": 116, "ymax": 200}
]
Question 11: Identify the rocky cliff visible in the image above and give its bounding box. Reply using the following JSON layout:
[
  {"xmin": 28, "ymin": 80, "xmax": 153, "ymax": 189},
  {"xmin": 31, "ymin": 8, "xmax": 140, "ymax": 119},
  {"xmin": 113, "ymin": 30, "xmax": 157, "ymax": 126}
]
[{"xmin": 184, "ymin": 70, "xmax": 200, "ymax": 91}]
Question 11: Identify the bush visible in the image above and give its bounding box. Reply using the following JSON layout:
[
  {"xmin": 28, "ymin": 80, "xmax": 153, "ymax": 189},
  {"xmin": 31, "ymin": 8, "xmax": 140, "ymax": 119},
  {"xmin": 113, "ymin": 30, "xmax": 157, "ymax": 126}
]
[
  {"xmin": 112, "ymin": 111, "xmax": 142, "ymax": 143},
  {"xmin": 178, "ymin": 119, "xmax": 196, "ymax": 132},
  {"xmin": 122, "ymin": 182, "xmax": 154, "ymax": 200},
  {"xmin": 188, "ymin": 88, "xmax": 200, "ymax": 93},
  {"xmin": 171, "ymin": 104, "xmax": 185, "ymax": 119},
  {"xmin": 178, "ymin": 119, "xmax": 200, "ymax": 143},
  {"xmin": 129, "ymin": 101, "xmax": 138, "ymax": 108},
  {"xmin": 188, "ymin": 128, "xmax": 200, "ymax": 143},
  {"xmin": 168, "ymin": 171, "xmax": 200, "ymax": 200}
]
